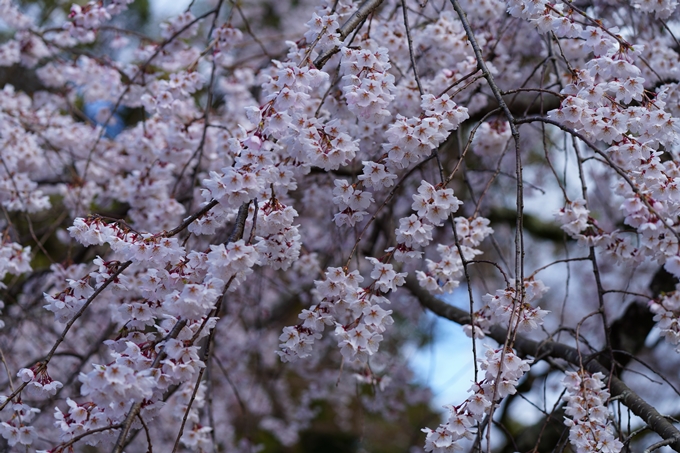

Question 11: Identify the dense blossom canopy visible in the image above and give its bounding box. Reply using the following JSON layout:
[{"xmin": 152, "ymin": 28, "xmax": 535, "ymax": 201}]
[{"xmin": 2, "ymin": 0, "xmax": 680, "ymax": 451}]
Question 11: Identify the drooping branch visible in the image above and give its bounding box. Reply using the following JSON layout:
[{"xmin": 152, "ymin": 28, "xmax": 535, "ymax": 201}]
[{"xmin": 404, "ymin": 276, "xmax": 680, "ymax": 452}]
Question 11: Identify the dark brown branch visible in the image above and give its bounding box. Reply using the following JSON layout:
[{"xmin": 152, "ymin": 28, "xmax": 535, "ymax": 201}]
[
  {"xmin": 226, "ymin": 201, "xmax": 251, "ymax": 244},
  {"xmin": 466, "ymin": 93, "xmax": 561, "ymax": 124}
]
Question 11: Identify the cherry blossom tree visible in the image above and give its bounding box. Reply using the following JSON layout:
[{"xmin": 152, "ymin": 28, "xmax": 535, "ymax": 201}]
[{"xmin": 2, "ymin": 0, "xmax": 680, "ymax": 451}]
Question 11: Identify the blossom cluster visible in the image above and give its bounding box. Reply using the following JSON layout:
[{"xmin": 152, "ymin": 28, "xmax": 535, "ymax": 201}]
[
  {"xmin": 467, "ymin": 279, "xmax": 550, "ymax": 338},
  {"xmin": 414, "ymin": 216, "xmax": 492, "ymax": 292},
  {"xmin": 495, "ymin": 8, "xmax": 680, "ymax": 403},
  {"xmin": 66, "ymin": 0, "xmax": 134, "ymax": 42},
  {"xmin": 258, "ymin": 59, "xmax": 364, "ymax": 173},
  {"xmin": 554, "ymin": 198, "xmax": 610, "ymax": 247},
  {"xmin": 39, "ymin": 211, "xmax": 265, "ymax": 449},
  {"xmin": 18, "ymin": 365, "xmax": 63, "ymax": 400},
  {"xmin": 412, "ymin": 181, "xmax": 463, "ymax": 226},
  {"xmin": 0, "ymin": 399, "xmax": 38, "ymax": 447},
  {"xmin": 0, "ymin": 364, "xmax": 61, "ymax": 446},
  {"xmin": 203, "ymin": 164, "xmax": 263, "ymax": 210},
  {"xmin": 0, "ymin": 241, "xmax": 31, "ymax": 283},
  {"xmin": 555, "ymin": 198, "xmax": 590, "ymax": 237},
  {"xmin": 47, "ymin": 317, "xmax": 214, "ymax": 448},
  {"xmin": 417, "ymin": 11, "xmax": 473, "ymax": 68},
  {"xmin": 340, "ymin": 46, "xmax": 396, "ymax": 123},
  {"xmin": 306, "ymin": 13, "xmax": 339, "ymax": 47},
  {"xmin": 649, "ymin": 287, "xmax": 680, "ymax": 350},
  {"xmin": 539, "ymin": 7, "xmax": 680, "ymax": 274},
  {"xmin": 278, "ymin": 259, "xmax": 399, "ymax": 364},
  {"xmin": 383, "ymin": 94, "xmax": 470, "ymax": 171},
  {"xmin": 0, "ymin": 99, "xmax": 51, "ymax": 213},
  {"xmin": 332, "ymin": 178, "xmax": 374, "ymax": 227},
  {"xmin": 472, "ymin": 120, "xmax": 512, "ymax": 157},
  {"xmin": 562, "ymin": 371, "xmax": 623, "ymax": 453},
  {"xmin": 141, "ymin": 71, "xmax": 203, "ymax": 119},
  {"xmin": 254, "ymin": 199, "xmax": 302, "ymax": 270}
]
